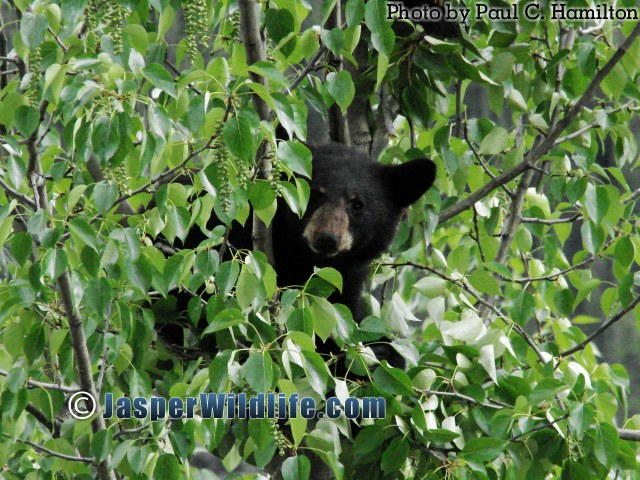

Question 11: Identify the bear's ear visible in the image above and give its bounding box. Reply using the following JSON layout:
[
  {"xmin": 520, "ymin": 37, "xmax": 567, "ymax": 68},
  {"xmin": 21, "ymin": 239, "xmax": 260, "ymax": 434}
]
[{"xmin": 383, "ymin": 158, "xmax": 437, "ymax": 208}]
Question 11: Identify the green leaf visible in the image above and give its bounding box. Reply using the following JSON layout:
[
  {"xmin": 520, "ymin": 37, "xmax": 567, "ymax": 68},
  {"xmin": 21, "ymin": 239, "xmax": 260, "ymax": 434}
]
[
  {"xmin": 93, "ymin": 181, "xmax": 117, "ymax": 215},
  {"xmin": 282, "ymin": 456, "xmax": 311, "ymax": 480},
  {"xmin": 615, "ymin": 236, "xmax": 635, "ymax": 268},
  {"xmin": 20, "ymin": 13, "xmax": 48, "ymax": 49},
  {"xmin": 143, "ymin": 64, "xmax": 177, "ymax": 98},
  {"xmin": 69, "ymin": 218, "xmax": 98, "ymax": 252},
  {"xmin": 250, "ymin": 181, "xmax": 277, "ymax": 211},
  {"xmin": 24, "ymin": 323, "xmax": 45, "ymax": 363},
  {"xmin": 92, "ymin": 116, "xmax": 120, "ymax": 162},
  {"xmin": 423, "ymin": 429, "xmax": 461, "ymax": 444},
  {"xmin": 529, "ymin": 379, "xmax": 567, "ymax": 404},
  {"xmin": 10, "ymin": 232, "xmax": 32, "ymax": 266},
  {"xmin": 157, "ymin": 4, "xmax": 176, "ymax": 41},
  {"xmin": 14, "ymin": 106, "xmax": 40, "ymax": 137},
  {"xmin": 302, "ymin": 350, "xmax": 329, "ymax": 396},
  {"xmin": 584, "ymin": 184, "xmax": 609, "ymax": 223},
  {"xmin": 43, "ymin": 63, "xmax": 67, "ymax": 105},
  {"xmin": 203, "ymin": 308, "xmax": 245, "ymax": 335},
  {"xmin": 594, "ymin": 423, "xmax": 618, "ymax": 468},
  {"xmin": 153, "ymin": 453, "xmax": 182, "ymax": 480},
  {"xmin": 209, "ymin": 350, "xmax": 233, "ymax": 392},
  {"xmin": 554, "ymin": 288, "xmax": 574, "ymax": 317},
  {"xmin": 163, "ymin": 206, "xmax": 191, "ymax": 243},
  {"xmin": 373, "ymin": 362, "xmax": 414, "ymax": 396},
  {"xmin": 314, "ymin": 267, "xmax": 343, "ymax": 293},
  {"xmin": 414, "ymin": 277, "xmax": 447, "ymax": 298},
  {"xmin": 365, "ymin": 0, "xmax": 395, "ymax": 56},
  {"xmin": 468, "ymin": 270, "xmax": 501, "ymax": 296},
  {"xmin": 511, "ymin": 291, "xmax": 535, "ymax": 326},
  {"xmin": 244, "ymin": 352, "xmax": 273, "ymax": 392},
  {"xmin": 463, "ymin": 437, "xmax": 509, "ymax": 462},
  {"xmin": 277, "ymin": 140, "xmax": 312, "ymax": 178},
  {"xmin": 322, "ymin": 28, "xmax": 345, "ymax": 56},
  {"xmin": 326, "ymin": 71, "xmax": 355, "ymax": 114},
  {"xmin": 90, "ymin": 430, "xmax": 112, "ymax": 463},
  {"xmin": 381, "ymin": 437, "xmax": 409, "ymax": 473},
  {"xmin": 265, "ymin": 9, "xmax": 295, "ymax": 44},
  {"xmin": 222, "ymin": 109, "xmax": 260, "ymax": 164},
  {"xmin": 249, "ymin": 419, "xmax": 274, "ymax": 451},
  {"xmin": 345, "ymin": 0, "xmax": 366, "ymax": 25},
  {"xmin": 479, "ymin": 127, "xmax": 510, "ymax": 155}
]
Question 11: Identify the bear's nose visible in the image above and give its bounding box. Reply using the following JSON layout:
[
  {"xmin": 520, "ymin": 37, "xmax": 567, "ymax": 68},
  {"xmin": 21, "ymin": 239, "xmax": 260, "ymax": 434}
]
[{"xmin": 313, "ymin": 232, "xmax": 339, "ymax": 255}]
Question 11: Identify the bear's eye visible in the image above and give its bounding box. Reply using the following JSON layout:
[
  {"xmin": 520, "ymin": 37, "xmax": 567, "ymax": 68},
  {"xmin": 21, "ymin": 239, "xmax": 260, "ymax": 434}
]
[{"xmin": 348, "ymin": 198, "xmax": 363, "ymax": 213}]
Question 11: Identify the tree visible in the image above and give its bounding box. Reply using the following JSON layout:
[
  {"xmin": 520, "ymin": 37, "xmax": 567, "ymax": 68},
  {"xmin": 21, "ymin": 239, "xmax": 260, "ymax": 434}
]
[{"xmin": 1, "ymin": 0, "xmax": 640, "ymax": 478}]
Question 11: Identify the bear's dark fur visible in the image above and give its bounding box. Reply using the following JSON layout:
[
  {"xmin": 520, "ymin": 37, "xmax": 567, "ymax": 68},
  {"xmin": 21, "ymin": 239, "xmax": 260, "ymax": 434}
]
[{"xmin": 271, "ymin": 144, "xmax": 436, "ymax": 320}]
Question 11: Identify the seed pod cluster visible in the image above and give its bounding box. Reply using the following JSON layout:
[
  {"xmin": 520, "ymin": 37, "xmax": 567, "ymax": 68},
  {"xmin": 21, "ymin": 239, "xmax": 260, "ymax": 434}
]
[
  {"xmin": 269, "ymin": 150, "xmax": 283, "ymax": 197},
  {"xmin": 92, "ymin": 91, "xmax": 115, "ymax": 118},
  {"xmin": 85, "ymin": 0, "xmax": 127, "ymax": 54},
  {"xmin": 229, "ymin": 11, "xmax": 241, "ymax": 40},
  {"xmin": 25, "ymin": 47, "xmax": 42, "ymax": 106},
  {"xmin": 211, "ymin": 124, "xmax": 233, "ymax": 214},
  {"xmin": 107, "ymin": 163, "xmax": 130, "ymax": 196},
  {"xmin": 184, "ymin": 0, "xmax": 210, "ymax": 60},
  {"xmin": 106, "ymin": 3, "xmax": 127, "ymax": 54}
]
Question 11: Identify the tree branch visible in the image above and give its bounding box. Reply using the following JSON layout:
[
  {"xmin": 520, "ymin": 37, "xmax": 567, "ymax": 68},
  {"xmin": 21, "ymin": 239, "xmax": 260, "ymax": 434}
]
[
  {"xmin": 560, "ymin": 295, "xmax": 640, "ymax": 357},
  {"xmin": 619, "ymin": 429, "xmax": 640, "ymax": 442},
  {"xmin": 438, "ymin": 160, "xmax": 532, "ymax": 224},
  {"xmin": 439, "ymin": 21, "xmax": 640, "ymax": 225},
  {"xmin": 25, "ymin": 101, "xmax": 116, "ymax": 480},
  {"xmin": 238, "ymin": 0, "xmax": 276, "ymax": 265},
  {"xmin": 25, "ymin": 403, "xmax": 61, "ymax": 437},
  {"xmin": 289, "ymin": 45, "xmax": 327, "ymax": 91}
]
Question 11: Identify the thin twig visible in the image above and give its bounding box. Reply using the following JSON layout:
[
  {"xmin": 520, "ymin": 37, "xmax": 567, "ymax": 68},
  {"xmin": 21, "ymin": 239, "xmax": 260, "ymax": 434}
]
[
  {"xmin": 503, "ymin": 237, "xmax": 615, "ymax": 284},
  {"xmin": 164, "ymin": 60, "xmax": 203, "ymax": 95},
  {"xmin": 48, "ymin": 27, "xmax": 68, "ymax": 53},
  {"xmin": 521, "ymin": 213, "xmax": 582, "ymax": 224},
  {"xmin": 623, "ymin": 187, "xmax": 640, "ymax": 205},
  {"xmin": 113, "ymin": 104, "xmax": 232, "ymax": 207},
  {"xmin": 511, "ymin": 414, "xmax": 569, "ymax": 441},
  {"xmin": 424, "ymin": 389, "xmax": 507, "ymax": 410},
  {"xmin": 113, "ymin": 425, "xmax": 149, "ymax": 440},
  {"xmin": 0, "ymin": 176, "xmax": 37, "ymax": 208},
  {"xmin": 3, "ymin": 433, "xmax": 94, "ymax": 463},
  {"xmin": 383, "ymin": 261, "xmax": 547, "ymax": 363},
  {"xmin": 289, "ymin": 45, "xmax": 328, "ymax": 91},
  {"xmin": 0, "ymin": 369, "xmax": 80, "ymax": 393},
  {"xmin": 554, "ymin": 100, "xmax": 635, "ymax": 144}
]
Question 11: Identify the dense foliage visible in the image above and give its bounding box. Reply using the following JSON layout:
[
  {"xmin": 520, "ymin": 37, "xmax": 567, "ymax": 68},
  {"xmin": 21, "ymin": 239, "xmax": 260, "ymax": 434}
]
[{"xmin": 1, "ymin": 0, "xmax": 640, "ymax": 478}]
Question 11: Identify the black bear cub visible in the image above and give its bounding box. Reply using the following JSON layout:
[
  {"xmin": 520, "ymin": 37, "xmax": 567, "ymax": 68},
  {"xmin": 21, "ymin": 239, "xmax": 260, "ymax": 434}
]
[
  {"xmin": 157, "ymin": 143, "xmax": 436, "ymax": 369},
  {"xmin": 272, "ymin": 144, "xmax": 436, "ymax": 322}
]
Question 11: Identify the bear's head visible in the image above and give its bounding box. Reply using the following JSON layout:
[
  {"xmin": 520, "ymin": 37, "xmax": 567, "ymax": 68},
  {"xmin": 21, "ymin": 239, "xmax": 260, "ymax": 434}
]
[{"xmin": 300, "ymin": 144, "xmax": 437, "ymax": 263}]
